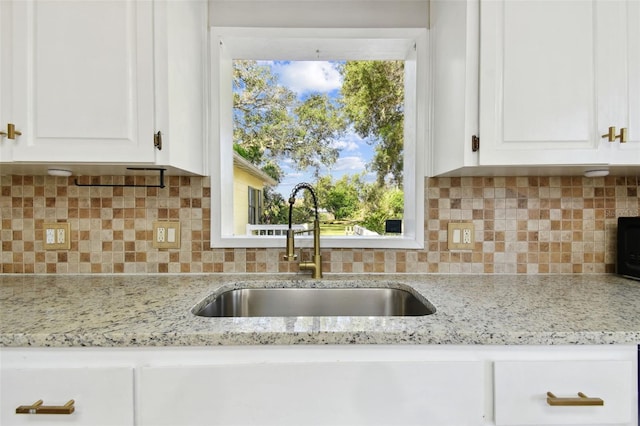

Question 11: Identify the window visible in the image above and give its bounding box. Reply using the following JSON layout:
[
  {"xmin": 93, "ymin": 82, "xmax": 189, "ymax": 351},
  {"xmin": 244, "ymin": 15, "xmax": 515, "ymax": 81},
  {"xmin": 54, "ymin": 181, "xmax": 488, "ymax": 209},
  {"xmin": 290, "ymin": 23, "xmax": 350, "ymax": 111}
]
[
  {"xmin": 210, "ymin": 28, "xmax": 428, "ymax": 249},
  {"xmin": 248, "ymin": 187, "xmax": 262, "ymax": 225}
]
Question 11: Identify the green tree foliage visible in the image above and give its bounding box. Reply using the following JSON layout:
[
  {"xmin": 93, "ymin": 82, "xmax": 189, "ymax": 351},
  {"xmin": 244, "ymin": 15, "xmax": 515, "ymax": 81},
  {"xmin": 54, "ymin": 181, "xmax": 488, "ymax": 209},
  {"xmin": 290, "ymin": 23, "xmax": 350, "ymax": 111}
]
[
  {"xmin": 233, "ymin": 60, "xmax": 346, "ymax": 182},
  {"xmin": 262, "ymin": 187, "xmax": 288, "ymax": 224},
  {"xmin": 339, "ymin": 61, "xmax": 404, "ymax": 187},
  {"xmin": 314, "ymin": 175, "xmax": 361, "ymax": 220},
  {"xmin": 359, "ymin": 186, "xmax": 404, "ymax": 234}
]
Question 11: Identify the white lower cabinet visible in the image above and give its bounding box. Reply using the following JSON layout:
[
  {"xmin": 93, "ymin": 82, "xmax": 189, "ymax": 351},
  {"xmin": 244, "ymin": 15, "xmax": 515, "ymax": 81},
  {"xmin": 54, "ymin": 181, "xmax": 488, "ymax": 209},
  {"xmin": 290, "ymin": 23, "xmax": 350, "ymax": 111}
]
[
  {"xmin": 138, "ymin": 361, "xmax": 483, "ymax": 426},
  {"xmin": 0, "ymin": 345, "xmax": 637, "ymax": 426},
  {"xmin": 495, "ymin": 360, "xmax": 634, "ymax": 425},
  {"xmin": 0, "ymin": 367, "xmax": 134, "ymax": 426}
]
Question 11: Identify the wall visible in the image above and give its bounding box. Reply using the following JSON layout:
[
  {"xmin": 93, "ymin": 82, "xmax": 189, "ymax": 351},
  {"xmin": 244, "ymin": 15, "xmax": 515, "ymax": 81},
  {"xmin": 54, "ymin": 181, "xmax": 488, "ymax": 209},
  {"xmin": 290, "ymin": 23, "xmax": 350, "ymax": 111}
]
[
  {"xmin": 209, "ymin": 1, "xmax": 429, "ymax": 28},
  {"xmin": 233, "ymin": 165, "xmax": 267, "ymax": 236},
  {"xmin": 2, "ymin": 174, "xmax": 638, "ymax": 274}
]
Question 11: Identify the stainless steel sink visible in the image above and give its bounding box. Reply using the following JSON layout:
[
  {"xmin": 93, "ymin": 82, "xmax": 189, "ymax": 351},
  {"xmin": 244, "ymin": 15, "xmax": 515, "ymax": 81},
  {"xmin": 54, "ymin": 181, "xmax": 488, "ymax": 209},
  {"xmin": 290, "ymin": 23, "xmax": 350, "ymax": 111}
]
[{"xmin": 193, "ymin": 287, "xmax": 435, "ymax": 317}]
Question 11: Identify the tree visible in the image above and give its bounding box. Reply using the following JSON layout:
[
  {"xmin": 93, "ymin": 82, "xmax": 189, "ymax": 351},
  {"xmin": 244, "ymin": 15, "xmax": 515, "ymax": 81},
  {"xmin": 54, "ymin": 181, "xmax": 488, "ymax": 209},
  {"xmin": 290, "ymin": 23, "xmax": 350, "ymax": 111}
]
[
  {"xmin": 233, "ymin": 60, "xmax": 347, "ymax": 182},
  {"xmin": 294, "ymin": 94, "xmax": 344, "ymax": 178},
  {"xmin": 314, "ymin": 175, "xmax": 360, "ymax": 220},
  {"xmin": 339, "ymin": 61, "xmax": 404, "ymax": 187},
  {"xmin": 262, "ymin": 187, "xmax": 288, "ymax": 224},
  {"xmin": 358, "ymin": 184, "xmax": 404, "ymax": 234}
]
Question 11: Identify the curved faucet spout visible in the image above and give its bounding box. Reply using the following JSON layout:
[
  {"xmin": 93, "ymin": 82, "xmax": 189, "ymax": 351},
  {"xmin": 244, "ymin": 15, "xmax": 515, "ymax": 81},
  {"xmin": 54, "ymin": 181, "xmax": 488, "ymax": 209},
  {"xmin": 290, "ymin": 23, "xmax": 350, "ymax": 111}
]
[
  {"xmin": 284, "ymin": 182, "xmax": 322, "ymax": 279},
  {"xmin": 287, "ymin": 182, "xmax": 319, "ymax": 228}
]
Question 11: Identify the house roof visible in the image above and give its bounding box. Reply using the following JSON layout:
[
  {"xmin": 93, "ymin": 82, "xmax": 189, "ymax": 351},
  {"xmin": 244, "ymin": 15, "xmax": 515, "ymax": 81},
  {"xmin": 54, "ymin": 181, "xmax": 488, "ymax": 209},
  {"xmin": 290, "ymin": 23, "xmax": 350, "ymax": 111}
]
[{"xmin": 233, "ymin": 152, "xmax": 278, "ymax": 186}]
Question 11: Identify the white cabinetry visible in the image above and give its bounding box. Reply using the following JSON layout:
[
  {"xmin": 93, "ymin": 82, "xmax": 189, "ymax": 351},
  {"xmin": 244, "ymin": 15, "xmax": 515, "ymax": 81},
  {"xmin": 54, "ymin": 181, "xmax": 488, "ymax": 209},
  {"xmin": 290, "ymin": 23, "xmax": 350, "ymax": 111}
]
[
  {"xmin": 480, "ymin": 0, "xmax": 640, "ymax": 167},
  {"xmin": 0, "ymin": 367, "xmax": 134, "ymax": 426},
  {"xmin": 151, "ymin": 0, "xmax": 207, "ymax": 175},
  {"xmin": 479, "ymin": 0, "xmax": 600, "ymax": 166},
  {"xmin": 430, "ymin": 0, "xmax": 640, "ymax": 176},
  {"xmin": 139, "ymin": 360, "xmax": 483, "ymax": 426},
  {"xmin": 0, "ymin": 0, "xmax": 206, "ymax": 175},
  {"xmin": 600, "ymin": 0, "xmax": 640, "ymax": 165},
  {"xmin": 0, "ymin": 345, "xmax": 637, "ymax": 426},
  {"xmin": 495, "ymin": 360, "xmax": 634, "ymax": 425},
  {"xmin": 3, "ymin": 0, "xmax": 155, "ymax": 164},
  {"xmin": 429, "ymin": 0, "xmax": 479, "ymax": 176}
]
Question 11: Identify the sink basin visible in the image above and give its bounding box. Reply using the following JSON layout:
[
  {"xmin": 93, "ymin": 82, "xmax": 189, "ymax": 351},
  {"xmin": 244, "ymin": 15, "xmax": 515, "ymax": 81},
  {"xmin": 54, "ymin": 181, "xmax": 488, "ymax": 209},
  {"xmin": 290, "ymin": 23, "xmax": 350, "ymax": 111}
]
[{"xmin": 193, "ymin": 287, "xmax": 435, "ymax": 317}]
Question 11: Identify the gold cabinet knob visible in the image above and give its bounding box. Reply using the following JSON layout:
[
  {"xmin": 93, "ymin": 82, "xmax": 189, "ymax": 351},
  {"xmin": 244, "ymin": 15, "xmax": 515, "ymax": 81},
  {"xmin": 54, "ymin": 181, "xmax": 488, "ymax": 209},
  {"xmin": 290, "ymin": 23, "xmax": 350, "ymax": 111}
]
[
  {"xmin": 0, "ymin": 123, "xmax": 22, "ymax": 139},
  {"xmin": 619, "ymin": 127, "xmax": 628, "ymax": 143},
  {"xmin": 602, "ymin": 126, "xmax": 617, "ymax": 142}
]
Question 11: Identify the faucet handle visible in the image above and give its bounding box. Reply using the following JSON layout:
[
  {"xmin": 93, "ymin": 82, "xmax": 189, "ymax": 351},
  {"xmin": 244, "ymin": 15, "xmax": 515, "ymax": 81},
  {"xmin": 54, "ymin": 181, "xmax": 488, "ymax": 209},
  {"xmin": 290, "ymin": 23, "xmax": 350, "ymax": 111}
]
[{"xmin": 284, "ymin": 229, "xmax": 297, "ymax": 260}]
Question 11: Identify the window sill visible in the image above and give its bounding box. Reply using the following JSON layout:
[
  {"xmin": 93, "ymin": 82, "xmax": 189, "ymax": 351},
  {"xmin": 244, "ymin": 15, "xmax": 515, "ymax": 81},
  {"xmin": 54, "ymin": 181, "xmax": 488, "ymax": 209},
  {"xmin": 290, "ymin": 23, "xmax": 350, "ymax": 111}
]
[{"xmin": 211, "ymin": 235, "xmax": 424, "ymax": 250}]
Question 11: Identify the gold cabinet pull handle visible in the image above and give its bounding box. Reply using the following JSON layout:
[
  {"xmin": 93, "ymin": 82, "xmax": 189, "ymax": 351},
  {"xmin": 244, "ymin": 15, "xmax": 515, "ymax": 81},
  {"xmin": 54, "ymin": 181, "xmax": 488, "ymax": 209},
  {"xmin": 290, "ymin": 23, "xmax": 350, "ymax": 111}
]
[
  {"xmin": 546, "ymin": 392, "xmax": 604, "ymax": 406},
  {"xmin": 16, "ymin": 399, "xmax": 75, "ymax": 415},
  {"xmin": 601, "ymin": 126, "xmax": 628, "ymax": 143},
  {"xmin": 0, "ymin": 123, "xmax": 22, "ymax": 139},
  {"xmin": 602, "ymin": 126, "xmax": 617, "ymax": 142},
  {"xmin": 618, "ymin": 127, "xmax": 628, "ymax": 143}
]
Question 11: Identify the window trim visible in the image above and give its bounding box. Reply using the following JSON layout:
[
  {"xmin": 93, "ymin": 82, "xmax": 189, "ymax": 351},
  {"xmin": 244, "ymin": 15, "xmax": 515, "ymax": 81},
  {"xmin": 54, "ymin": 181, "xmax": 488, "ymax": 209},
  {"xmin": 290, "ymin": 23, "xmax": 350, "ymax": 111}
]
[{"xmin": 210, "ymin": 27, "xmax": 427, "ymax": 249}]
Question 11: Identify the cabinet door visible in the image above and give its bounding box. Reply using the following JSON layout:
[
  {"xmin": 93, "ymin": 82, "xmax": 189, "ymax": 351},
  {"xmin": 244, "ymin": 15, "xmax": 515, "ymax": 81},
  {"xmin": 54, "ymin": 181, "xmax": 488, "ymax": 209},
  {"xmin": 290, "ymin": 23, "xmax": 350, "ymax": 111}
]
[
  {"xmin": 494, "ymin": 360, "xmax": 634, "ymax": 425},
  {"xmin": 139, "ymin": 361, "xmax": 483, "ymax": 426},
  {"xmin": 0, "ymin": 367, "xmax": 134, "ymax": 426},
  {"xmin": 429, "ymin": 0, "xmax": 479, "ymax": 176},
  {"xmin": 0, "ymin": 0, "xmax": 10, "ymax": 162},
  {"xmin": 600, "ymin": 0, "xmax": 640, "ymax": 165},
  {"xmin": 479, "ymin": 0, "xmax": 602, "ymax": 166},
  {"xmin": 8, "ymin": 0, "xmax": 155, "ymax": 163}
]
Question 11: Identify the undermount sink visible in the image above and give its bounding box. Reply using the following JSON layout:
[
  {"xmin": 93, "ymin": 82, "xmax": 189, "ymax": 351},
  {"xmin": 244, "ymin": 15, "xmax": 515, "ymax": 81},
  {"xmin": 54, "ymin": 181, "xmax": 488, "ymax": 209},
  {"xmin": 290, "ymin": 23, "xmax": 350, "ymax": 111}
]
[{"xmin": 192, "ymin": 286, "xmax": 435, "ymax": 317}]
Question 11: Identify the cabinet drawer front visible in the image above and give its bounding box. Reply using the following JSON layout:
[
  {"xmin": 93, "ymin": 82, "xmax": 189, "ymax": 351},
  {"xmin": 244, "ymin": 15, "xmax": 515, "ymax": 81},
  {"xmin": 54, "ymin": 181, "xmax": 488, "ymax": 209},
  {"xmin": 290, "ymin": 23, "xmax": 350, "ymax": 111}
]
[
  {"xmin": 494, "ymin": 360, "xmax": 633, "ymax": 425},
  {"xmin": 0, "ymin": 367, "xmax": 134, "ymax": 426},
  {"xmin": 139, "ymin": 361, "xmax": 483, "ymax": 426}
]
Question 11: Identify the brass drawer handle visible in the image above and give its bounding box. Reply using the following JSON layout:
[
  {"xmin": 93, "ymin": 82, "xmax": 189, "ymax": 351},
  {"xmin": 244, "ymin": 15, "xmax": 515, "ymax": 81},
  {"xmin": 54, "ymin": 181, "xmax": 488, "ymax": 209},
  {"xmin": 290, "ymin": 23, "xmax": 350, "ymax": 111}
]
[
  {"xmin": 0, "ymin": 123, "xmax": 22, "ymax": 139},
  {"xmin": 546, "ymin": 392, "xmax": 604, "ymax": 406},
  {"xmin": 16, "ymin": 399, "xmax": 75, "ymax": 414}
]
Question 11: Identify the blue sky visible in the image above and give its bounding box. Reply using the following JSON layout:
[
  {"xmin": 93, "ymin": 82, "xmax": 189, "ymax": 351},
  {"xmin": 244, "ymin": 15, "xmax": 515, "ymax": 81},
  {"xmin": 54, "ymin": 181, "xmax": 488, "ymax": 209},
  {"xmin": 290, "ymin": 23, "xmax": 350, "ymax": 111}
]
[{"xmin": 259, "ymin": 60, "xmax": 377, "ymax": 198}]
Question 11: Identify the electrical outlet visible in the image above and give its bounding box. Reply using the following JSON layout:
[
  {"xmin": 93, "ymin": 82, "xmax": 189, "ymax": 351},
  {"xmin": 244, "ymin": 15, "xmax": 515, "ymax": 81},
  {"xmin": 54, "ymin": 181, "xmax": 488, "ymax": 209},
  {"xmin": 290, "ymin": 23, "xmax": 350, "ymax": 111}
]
[
  {"xmin": 43, "ymin": 222, "xmax": 71, "ymax": 250},
  {"xmin": 448, "ymin": 222, "xmax": 474, "ymax": 250},
  {"xmin": 153, "ymin": 221, "xmax": 180, "ymax": 249}
]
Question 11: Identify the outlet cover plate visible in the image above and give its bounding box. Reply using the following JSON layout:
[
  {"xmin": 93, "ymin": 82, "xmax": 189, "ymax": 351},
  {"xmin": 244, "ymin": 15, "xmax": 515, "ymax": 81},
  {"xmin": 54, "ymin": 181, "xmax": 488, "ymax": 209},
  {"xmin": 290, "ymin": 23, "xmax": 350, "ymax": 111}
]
[
  {"xmin": 43, "ymin": 222, "xmax": 71, "ymax": 250},
  {"xmin": 153, "ymin": 221, "xmax": 181, "ymax": 249},
  {"xmin": 448, "ymin": 222, "xmax": 474, "ymax": 250}
]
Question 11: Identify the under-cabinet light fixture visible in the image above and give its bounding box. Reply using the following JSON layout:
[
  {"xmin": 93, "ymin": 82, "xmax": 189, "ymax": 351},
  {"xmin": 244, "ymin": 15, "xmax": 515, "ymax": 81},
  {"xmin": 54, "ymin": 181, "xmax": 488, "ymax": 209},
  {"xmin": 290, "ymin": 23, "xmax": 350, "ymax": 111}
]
[
  {"xmin": 583, "ymin": 169, "xmax": 609, "ymax": 178},
  {"xmin": 47, "ymin": 168, "xmax": 73, "ymax": 177}
]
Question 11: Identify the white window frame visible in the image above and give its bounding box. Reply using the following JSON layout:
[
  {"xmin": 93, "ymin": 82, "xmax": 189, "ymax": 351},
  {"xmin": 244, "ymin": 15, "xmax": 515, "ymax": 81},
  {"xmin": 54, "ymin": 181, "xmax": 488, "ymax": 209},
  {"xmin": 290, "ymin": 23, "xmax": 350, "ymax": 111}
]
[{"xmin": 210, "ymin": 27, "xmax": 428, "ymax": 249}]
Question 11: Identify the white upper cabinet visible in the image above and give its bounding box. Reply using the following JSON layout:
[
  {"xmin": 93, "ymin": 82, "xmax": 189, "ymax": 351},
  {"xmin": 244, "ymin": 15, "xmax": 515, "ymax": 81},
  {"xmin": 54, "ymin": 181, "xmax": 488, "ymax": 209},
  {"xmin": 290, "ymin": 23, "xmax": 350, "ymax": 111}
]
[
  {"xmin": 0, "ymin": 0, "xmax": 206, "ymax": 175},
  {"xmin": 479, "ymin": 0, "xmax": 639, "ymax": 167},
  {"xmin": 479, "ymin": 0, "xmax": 597, "ymax": 166},
  {"xmin": 430, "ymin": 0, "xmax": 640, "ymax": 175},
  {"xmin": 598, "ymin": 0, "xmax": 640, "ymax": 165},
  {"xmin": 6, "ymin": 0, "xmax": 155, "ymax": 163},
  {"xmin": 152, "ymin": 0, "xmax": 207, "ymax": 176},
  {"xmin": 429, "ymin": 0, "xmax": 479, "ymax": 176}
]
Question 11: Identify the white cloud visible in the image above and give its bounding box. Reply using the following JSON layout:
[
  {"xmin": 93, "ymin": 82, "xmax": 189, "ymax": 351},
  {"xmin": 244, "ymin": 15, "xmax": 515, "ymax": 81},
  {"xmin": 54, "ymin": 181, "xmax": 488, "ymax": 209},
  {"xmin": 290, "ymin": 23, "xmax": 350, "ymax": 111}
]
[
  {"xmin": 332, "ymin": 139, "xmax": 358, "ymax": 152},
  {"xmin": 272, "ymin": 61, "xmax": 342, "ymax": 94},
  {"xmin": 332, "ymin": 156, "xmax": 366, "ymax": 172},
  {"xmin": 333, "ymin": 130, "xmax": 371, "ymax": 152}
]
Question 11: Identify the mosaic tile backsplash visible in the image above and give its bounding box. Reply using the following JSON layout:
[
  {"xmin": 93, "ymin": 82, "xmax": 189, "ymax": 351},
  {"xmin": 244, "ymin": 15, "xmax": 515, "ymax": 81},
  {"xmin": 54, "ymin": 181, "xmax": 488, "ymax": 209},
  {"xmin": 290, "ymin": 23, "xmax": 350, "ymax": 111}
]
[{"xmin": 1, "ymin": 175, "xmax": 639, "ymax": 274}]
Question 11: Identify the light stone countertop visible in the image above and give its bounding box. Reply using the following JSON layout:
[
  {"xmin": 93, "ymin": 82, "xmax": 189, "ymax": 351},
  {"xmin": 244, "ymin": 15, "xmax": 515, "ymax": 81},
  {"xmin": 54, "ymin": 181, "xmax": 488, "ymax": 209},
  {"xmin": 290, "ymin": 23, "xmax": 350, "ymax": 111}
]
[{"xmin": 1, "ymin": 274, "xmax": 639, "ymax": 347}]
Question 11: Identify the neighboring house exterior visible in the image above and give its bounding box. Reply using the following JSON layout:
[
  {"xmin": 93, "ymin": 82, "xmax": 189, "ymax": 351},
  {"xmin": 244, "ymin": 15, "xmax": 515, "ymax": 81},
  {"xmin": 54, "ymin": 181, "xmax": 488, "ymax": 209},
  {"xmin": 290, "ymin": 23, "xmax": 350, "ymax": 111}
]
[{"xmin": 232, "ymin": 153, "xmax": 277, "ymax": 236}]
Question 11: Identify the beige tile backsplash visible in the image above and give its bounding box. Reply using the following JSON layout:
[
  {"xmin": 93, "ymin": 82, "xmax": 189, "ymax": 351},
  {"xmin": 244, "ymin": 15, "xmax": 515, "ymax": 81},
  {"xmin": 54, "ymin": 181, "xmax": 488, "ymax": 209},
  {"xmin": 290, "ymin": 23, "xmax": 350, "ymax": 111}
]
[{"xmin": 1, "ymin": 175, "xmax": 638, "ymax": 274}]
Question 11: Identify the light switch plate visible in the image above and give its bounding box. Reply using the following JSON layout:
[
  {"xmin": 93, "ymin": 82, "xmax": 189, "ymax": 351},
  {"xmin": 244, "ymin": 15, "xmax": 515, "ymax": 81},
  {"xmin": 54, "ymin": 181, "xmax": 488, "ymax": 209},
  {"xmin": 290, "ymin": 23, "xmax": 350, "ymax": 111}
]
[
  {"xmin": 43, "ymin": 222, "xmax": 71, "ymax": 250},
  {"xmin": 448, "ymin": 222, "xmax": 474, "ymax": 250},
  {"xmin": 153, "ymin": 221, "xmax": 181, "ymax": 249}
]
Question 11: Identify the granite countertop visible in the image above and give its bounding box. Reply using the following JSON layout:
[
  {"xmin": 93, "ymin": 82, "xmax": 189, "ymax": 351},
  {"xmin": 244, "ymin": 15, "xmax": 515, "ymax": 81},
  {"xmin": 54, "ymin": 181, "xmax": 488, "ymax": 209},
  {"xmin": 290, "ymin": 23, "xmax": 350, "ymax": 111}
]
[{"xmin": 1, "ymin": 274, "xmax": 639, "ymax": 347}]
